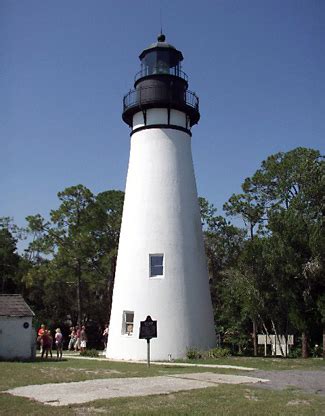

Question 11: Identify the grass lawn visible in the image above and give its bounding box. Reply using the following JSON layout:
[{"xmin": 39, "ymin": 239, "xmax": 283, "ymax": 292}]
[
  {"xmin": 176, "ymin": 356, "xmax": 325, "ymax": 371},
  {"xmin": 0, "ymin": 356, "xmax": 324, "ymax": 415}
]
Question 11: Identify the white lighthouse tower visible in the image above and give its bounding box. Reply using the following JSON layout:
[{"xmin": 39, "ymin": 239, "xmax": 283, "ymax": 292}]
[{"xmin": 107, "ymin": 34, "xmax": 216, "ymax": 361}]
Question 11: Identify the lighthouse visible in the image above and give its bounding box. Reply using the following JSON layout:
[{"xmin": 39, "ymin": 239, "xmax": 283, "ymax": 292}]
[{"xmin": 107, "ymin": 34, "xmax": 216, "ymax": 361}]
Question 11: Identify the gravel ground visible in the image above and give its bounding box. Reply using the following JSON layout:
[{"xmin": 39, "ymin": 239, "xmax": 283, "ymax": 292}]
[
  {"xmin": 6, "ymin": 372, "xmax": 267, "ymax": 406},
  {"xmin": 249, "ymin": 369, "xmax": 325, "ymax": 396}
]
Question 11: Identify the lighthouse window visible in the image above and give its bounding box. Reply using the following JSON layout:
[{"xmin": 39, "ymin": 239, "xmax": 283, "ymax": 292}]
[
  {"xmin": 122, "ymin": 311, "xmax": 134, "ymax": 335},
  {"xmin": 149, "ymin": 254, "xmax": 164, "ymax": 277}
]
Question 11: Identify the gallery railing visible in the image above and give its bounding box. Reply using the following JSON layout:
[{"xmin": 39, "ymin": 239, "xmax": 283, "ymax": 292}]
[
  {"xmin": 123, "ymin": 86, "xmax": 199, "ymax": 113},
  {"xmin": 134, "ymin": 67, "xmax": 188, "ymax": 82}
]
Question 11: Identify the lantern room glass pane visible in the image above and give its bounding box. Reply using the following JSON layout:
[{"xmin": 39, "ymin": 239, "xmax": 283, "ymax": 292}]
[
  {"xmin": 143, "ymin": 51, "xmax": 157, "ymax": 75},
  {"xmin": 141, "ymin": 50, "xmax": 181, "ymax": 77}
]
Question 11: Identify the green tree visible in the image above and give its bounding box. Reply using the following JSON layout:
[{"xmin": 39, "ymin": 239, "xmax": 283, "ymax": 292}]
[
  {"xmin": 223, "ymin": 147, "xmax": 325, "ymax": 357},
  {"xmin": 0, "ymin": 223, "xmax": 19, "ymax": 293},
  {"xmin": 223, "ymin": 192, "xmax": 264, "ymax": 355},
  {"xmin": 0, "ymin": 217, "xmax": 28, "ymax": 294},
  {"xmin": 223, "ymin": 193, "xmax": 264, "ymax": 240},
  {"xmin": 199, "ymin": 198, "xmax": 245, "ymax": 348},
  {"xmin": 25, "ymin": 185, "xmax": 124, "ymax": 331}
]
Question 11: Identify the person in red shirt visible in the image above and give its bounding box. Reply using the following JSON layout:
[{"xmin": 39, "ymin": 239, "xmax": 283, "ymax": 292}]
[
  {"xmin": 37, "ymin": 324, "xmax": 45, "ymax": 337},
  {"xmin": 37, "ymin": 324, "xmax": 46, "ymax": 354}
]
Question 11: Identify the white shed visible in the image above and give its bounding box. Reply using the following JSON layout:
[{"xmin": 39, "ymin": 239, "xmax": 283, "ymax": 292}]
[{"xmin": 0, "ymin": 294, "xmax": 36, "ymax": 360}]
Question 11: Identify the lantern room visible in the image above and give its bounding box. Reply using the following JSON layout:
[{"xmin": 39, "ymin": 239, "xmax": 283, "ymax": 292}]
[
  {"xmin": 137, "ymin": 33, "xmax": 185, "ymax": 80},
  {"xmin": 122, "ymin": 34, "xmax": 200, "ymax": 128}
]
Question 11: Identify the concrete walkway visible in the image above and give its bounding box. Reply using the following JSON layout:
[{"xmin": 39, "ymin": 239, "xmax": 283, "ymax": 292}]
[
  {"xmin": 62, "ymin": 353, "xmax": 257, "ymax": 371},
  {"xmin": 6, "ymin": 372, "xmax": 268, "ymax": 406}
]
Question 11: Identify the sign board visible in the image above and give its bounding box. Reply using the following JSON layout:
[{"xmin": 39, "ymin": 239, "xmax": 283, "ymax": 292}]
[
  {"xmin": 257, "ymin": 334, "xmax": 294, "ymax": 357},
  {"xmin": 139, "ymin": 315, "xmax": 157, "ymax": 340},
  {"xmin": 257, "ymin": 334, "xmax": 294, "ymax": 345}
]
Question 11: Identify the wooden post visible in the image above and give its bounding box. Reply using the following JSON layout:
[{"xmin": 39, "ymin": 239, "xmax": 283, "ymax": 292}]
[
  {"xmin": 147, "ymin": 338, "xmax": 150, "ymax": 367},
  {"xmin": 302, "ymin": 331, "xmax": 308, "ymax": 358},
  {"xmin": 322, "ymin": 327, "xmax": 325, "ymax": 360},
  {"xmin": 252, "ymin": 319, "xmax": 257, "ymax": 356}
]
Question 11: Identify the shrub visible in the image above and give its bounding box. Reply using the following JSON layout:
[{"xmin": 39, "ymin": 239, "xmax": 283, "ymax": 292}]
[
  {"xmin": 311, "ymin": 345, "xmax": 322, "ymax": 358},
  {"xmin": 186, "ymin": 347, "xmax": 203, "ymax": 360},
  {"xmin": 206, "ymin": 347, "xmax": 231, "ymax": 358},
  {"xmin": 80, "ymin": 349, "xmax": 99, "ymax": 357},
  {"xmin": 186, "ymin": 347, "xmax": 231, "ymax": 360},
  {"xmin": 288, "ymin": 346, "xmax": 302, "ymax": 358}
]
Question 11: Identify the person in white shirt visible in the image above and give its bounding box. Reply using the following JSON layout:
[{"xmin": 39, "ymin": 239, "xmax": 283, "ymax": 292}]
[{"xmin": 55, "ymin": 328, "xmax": 63, "ymax": 360}]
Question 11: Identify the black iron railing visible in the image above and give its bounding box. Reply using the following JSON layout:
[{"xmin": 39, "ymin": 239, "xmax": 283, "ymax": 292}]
[
  {"xmin": 123, "ymin": 86, "xmax": 199, "ymax": 112},
  {"xmin": 135, "ymin": 67, "xmax": 188, "ymax": 82}
]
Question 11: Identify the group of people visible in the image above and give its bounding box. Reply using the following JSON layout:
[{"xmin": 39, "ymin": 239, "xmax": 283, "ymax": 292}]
[
  {"xmin": 67, "ymin": 325, "xmax": 88, "ymax": 352},
  {"xmin": 37, "ymin": 323, "xmax": 108, "ymax": 358},
  {"xmin": 37, "ymin": 324, "xmax": 63, "ymax": 360}
]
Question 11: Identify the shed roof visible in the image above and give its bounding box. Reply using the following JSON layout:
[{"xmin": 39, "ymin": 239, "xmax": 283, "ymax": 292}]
[{"xmin": 0, "ymin": 294, "xmax": 35, "ymax": 317}]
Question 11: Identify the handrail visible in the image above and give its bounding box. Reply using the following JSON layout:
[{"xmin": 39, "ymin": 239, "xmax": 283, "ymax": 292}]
[
  {"xmin": 123, "ymin": 86, "xmax": 199, "ymax": 112},
  {"xmin": 134, "ymin": 67, "xmax": 188, "ymax": 82}
]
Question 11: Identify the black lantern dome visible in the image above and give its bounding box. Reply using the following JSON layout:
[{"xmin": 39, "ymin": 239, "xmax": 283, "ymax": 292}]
[{"xmin": 122, "ymin": 34, "xmax": 200, "ymax": 128}]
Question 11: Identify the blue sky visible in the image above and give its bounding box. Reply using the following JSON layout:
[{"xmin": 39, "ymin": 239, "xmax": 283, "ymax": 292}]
[{"xmin": 1, "ymin": 1, "xmax": 324, "ymax": 245}]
